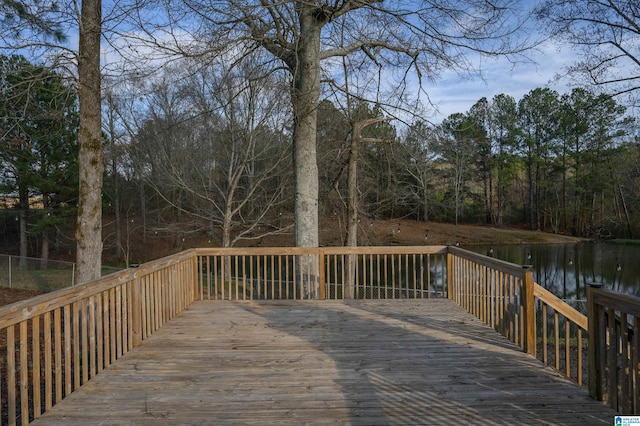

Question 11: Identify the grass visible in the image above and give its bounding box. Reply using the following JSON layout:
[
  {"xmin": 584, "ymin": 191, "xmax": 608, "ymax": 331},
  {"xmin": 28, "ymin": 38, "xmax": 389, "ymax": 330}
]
[{"xmin": 0, "ymin": 268, "xmax": 73, "ymax": 292}]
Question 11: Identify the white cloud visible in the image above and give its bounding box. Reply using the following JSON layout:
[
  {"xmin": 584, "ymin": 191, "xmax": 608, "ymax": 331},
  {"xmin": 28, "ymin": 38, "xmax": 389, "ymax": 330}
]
[{"xmin": 425, "ymin": 41, "xmax": 579, "ymax": 121}]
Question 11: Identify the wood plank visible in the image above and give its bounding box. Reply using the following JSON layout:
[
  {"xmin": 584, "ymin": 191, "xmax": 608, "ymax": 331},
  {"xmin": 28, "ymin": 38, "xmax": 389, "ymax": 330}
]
[
  {"xmin": 19, "ymin": 320, "xmax": 28, "ymax": 422},
  {"xmin": 44, "ymin": 312, "xmax": 52, "ymax": 410},
  {"xmin": 31, "ymin": 300, "xmax": 618, "ymax": 425},
  {"xmin": 32, "ymin": 316, "xmax": 41, "ymax": 419},
  {"xmin": 53, "ymin": 308, "xmax": 62, "ymax": 403}
]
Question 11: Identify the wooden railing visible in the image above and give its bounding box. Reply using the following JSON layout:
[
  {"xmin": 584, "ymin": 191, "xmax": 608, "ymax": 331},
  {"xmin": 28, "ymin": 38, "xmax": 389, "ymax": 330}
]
[
  {"xmin": 447, "ymin": 247, "xmax": 536, "ymax": 355},
  {"xmin": 0, "ymin": 251, "xmax": 197, "ymax": 426},
  {"xmin": 588, "ymin": 285, "xmax": 640, "ymax": 414},
  {"xmin": 447, "ymin": 247, "xmax": 588, "ymax": 386},
  {"xmin": 1, "ymin": 244, "xmax": 635, "ymax": 423},
  {"xmin": 534, "ymin": 284, "xmax": 588, "ymax": 386},
  {"xmin": 194, "ymin": 246, "xmax": 449, "ymax": 301}
]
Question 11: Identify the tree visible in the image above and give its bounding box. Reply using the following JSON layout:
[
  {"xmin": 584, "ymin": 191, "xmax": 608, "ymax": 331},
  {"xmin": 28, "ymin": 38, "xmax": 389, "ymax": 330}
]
[
  {"xmin": 75, "ymin": 0, "xmax": 103, "ymax": 283},
  {"xmin": 129, "ymin": 58, "xmax": 292, "ymax": 248},
  {"xmin": 517, "ymin": 88, "xmax": 561, "ymax": 230},
  {"xmin": 125, "ymin": 0, "xmax": 536, "ymax": 250},
  {"xmin": 611, "ymin": 141, "xmax": 640, "ymax": 237},
  {"xmin": 536, "ymin": 0, "xmax": 640, "ymax": 101},
  {"xmin": 398, "ymin": 121, "xmax": 438, "ymax": 222},
  {"xmin": 0, "ymin": 0, "xmax": 105, "ymax": 283},
  {"xmin": 0, "ymin": 0, "xmax": 66, "ymax": 43},
  {"xmin": 345, "ymin": 116, "xmax": 392, "ymax": 248},
  {"xmin": 468, "ymin": 98, "xmax": 494, "ymax": 224},
  {"xmin": 558, "ymin": 88, "xmax": 631, "ymax": 236},
  {"xmin": 488, "ymin": 94, "xmax": 519, "ymax": 225},
  {"xmin": 435, "ymin": 113, "xmax": 482, "ymax": 224},
  {"xmin": 0, "ymin": 55, "xmax": 78, "ymax": 266}
]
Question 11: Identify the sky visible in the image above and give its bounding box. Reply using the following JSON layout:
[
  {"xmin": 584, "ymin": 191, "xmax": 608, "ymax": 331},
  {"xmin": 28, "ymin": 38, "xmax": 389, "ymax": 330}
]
[
  {"xmin": 52, "ymin": 2, "xmax": 586, "ymax": 128},
  {"xmin": 424, "ymin": 41, "xmax": 578, "ymax": 122}
]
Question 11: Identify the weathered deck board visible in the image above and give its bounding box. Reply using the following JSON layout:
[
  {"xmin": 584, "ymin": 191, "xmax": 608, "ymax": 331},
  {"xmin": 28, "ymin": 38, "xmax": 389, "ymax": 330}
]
[{"xmin": 32, "ymin": 300, "xmax": 617, "ymax": 425}]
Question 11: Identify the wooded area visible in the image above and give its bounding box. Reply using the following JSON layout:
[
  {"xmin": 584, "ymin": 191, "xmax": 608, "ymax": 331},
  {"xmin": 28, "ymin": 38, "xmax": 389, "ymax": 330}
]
[
  {"xmin": 2, "ymin": 65, "xmax": 638, "ymax": 257},
  {"xmin": 0, "ymin": 0, "xmax": 639, "ymax": 269}
]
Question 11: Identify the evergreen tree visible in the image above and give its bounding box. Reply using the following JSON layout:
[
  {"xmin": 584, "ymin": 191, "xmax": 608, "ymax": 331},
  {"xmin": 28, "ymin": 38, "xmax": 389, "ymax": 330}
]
[{"xmin": 0, "ymin": 55, "xmax": 78, "ymax": 263}]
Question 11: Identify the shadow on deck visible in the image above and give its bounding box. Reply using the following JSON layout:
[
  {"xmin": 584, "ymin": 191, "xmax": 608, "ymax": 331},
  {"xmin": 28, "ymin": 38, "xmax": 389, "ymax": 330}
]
[{"xmin": 32, "ymin": 299, "xmax": 617, "ymax": 425}]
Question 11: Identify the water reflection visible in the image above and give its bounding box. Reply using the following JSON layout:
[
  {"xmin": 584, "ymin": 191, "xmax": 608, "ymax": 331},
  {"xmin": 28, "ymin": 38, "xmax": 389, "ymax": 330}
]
[{"xmin": 467, "ymin": 242, "xmax": 640, "ymax": 302}]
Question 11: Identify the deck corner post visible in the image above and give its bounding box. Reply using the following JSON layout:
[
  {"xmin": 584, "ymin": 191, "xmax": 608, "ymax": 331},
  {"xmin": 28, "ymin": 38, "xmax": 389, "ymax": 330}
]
[
  {"xmin": 521, "ymin": 266, "xmax": 536, "ymax": 357},
  {"xmin": 446, "ymin": 250, "xmax": 454, "ymax": 300},
  {"xmin": 587, "ymin": 283, "xmax": 604, "ymax": 402}
]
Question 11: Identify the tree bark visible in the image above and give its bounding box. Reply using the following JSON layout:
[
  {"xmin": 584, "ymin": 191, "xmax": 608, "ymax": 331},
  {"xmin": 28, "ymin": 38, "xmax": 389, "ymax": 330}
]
[
  {"xmin": 107, "ymin": 95, "xmax": 122, "ymax": 260},
  {"xmin": 346, "ymin": 123, "xmax": 361, "ymax": 249},
  {"xmin": 345, "ymin": 118, "xmax": 391, "ymax": 298},
  {"xmin": 288, "ymin": 6, "xmax": 322, "ymax": 298},
  {"xmin": 75, "ymin": 0, "xmax": 103, "ymax": 284},
  {"xmin": 18, "ymin": 187, "xmax": 28, "ymax": 270},
  {"xmin": 291, "ymin": 6, "xmax": 321, "ymax": 250}
]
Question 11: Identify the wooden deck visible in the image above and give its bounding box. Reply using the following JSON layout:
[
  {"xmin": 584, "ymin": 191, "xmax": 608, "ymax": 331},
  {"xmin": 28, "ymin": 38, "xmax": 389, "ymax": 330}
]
[{"xmin": 32, "ymin": 299, "xmax": 618, "ymax": 425}]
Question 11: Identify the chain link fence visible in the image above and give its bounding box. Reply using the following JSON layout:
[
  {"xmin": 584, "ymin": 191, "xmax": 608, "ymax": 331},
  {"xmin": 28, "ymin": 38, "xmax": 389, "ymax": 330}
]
[{"xmin": 0, "ymin": 254, "xmax": 122, "ymax": 293}]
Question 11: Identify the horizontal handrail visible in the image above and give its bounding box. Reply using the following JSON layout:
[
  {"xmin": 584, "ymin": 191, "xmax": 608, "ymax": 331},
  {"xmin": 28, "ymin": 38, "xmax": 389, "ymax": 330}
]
[
  {"xmin": 0, "ymin": 250, "xmax": 197, "ymax": 329},
  {"xmin": 446, "ymin": 246, "xmax": 529, "ymax": 276},
  {"xmin": 534, "ymin": 283, "xmax": 588, "ymax": 386},
  {"xmin": 534, "ymin": 284, "xmax": 587, "ymax": 330}
]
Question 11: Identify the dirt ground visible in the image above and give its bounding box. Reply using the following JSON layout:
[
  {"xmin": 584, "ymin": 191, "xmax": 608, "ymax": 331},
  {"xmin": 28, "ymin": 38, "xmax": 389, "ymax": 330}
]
[
  {"xmin": 317, "ymin": 218, "xmax": 585, "ymax": 246},
  {"xmin": 0, "ymin": 288, "xmax": 43, "ymax": 307},
  {"xmin": 230, "ymin": 218, "xmax": 586, "ymax": 249}
]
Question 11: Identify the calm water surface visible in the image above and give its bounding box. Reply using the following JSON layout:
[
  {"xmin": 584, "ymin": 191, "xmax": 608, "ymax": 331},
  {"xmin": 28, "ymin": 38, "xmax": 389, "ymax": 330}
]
[{"xmin": 465, "ymin": 242, "xmax": 640, "ymax": 303}]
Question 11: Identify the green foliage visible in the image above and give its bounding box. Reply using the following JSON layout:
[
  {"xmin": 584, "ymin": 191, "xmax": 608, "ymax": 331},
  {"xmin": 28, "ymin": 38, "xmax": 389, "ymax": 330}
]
[
  {"xmin": 0, "ymin": 0, "xmax": 66, "ymax": 42},
  {"xmin": 389, "ymin": 87, "xmax": 636, "ymax": 236},
  {"xmin": 0, "ymin": 54, "xmax": 79, "ymax": 237}
]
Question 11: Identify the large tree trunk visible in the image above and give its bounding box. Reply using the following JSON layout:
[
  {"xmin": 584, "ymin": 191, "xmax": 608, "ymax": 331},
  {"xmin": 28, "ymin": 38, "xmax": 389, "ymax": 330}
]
[
  {"xmin": 290, "ymin": 6, "xmax": 322, "ymax": 298},
  {"xmin": 75, "ymin": 0, "xmax": 103, "ymax": 284},
  {"xmin": 292, "ymin": 7, "xmax": 320, "ymax": 249}
]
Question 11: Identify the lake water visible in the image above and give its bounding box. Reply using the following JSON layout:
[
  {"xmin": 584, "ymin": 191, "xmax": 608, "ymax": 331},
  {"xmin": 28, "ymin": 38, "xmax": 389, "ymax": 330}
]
[{"xmin": 465, "ymin": 242, "xmax": 640, "ymax": 304}]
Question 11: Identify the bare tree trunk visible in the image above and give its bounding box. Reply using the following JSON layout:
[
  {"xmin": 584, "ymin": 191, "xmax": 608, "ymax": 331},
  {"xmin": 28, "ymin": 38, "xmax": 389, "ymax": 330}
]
[
  {"xmin": 292, "ymin": 7, "xmax": 320, "ymax": 250},
  {"xmin": 222, "ymin": 203, "xmax": 233, "ymax": 249},
  {"xmin": 76, "ymin": 0, "xmax": 103, "ymax": 284},
  {"xmin": 345, "ymin": 118, "xmax": 391, "ymax": 298},
  {"xmin": 346, "ymin": 124, "xmax": 361, "ymax": 249},
  {"xmin": 107, "ymin": 95, "xmax": 122, "ymax": 260},
  {"xmin": 40, "ymin": 233, "xmax": 49, "ymax": 270},
  {"xmin": 18, "ymin": 196, "xmax": 28, "ymax": 270},
  {"xmin": 40, "ymin": 194, "xmax": 50, "ymax": 270},
  {"xmin": 618, "ymin": 184, "xmax": 633, "ymax": 238},
  {"xmin": 291, "ymin": 6, "xmax": 321, "ymax": 298},
  {"xmin": 346, "ymin": 124, "xmax": 360, "ymax": 299}
]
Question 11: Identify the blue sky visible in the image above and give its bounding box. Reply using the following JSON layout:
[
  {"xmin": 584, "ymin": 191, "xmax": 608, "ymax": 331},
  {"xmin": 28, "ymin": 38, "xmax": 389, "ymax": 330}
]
[{"xmin": 425, "ymin": 40, "xmax": 577, "ymax": 122}]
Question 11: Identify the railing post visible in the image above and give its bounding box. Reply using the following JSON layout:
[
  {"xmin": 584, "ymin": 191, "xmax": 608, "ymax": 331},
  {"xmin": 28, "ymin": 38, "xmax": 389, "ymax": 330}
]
[
  {"xmin": 521, "ymin": 266, "xmax": 536, "ymax": 357},
  {"xmin": 587, "ymin": 283, "xmax": 604, "ymax": 402},
  {"xmin": 318, "ymin": 249, "xmax": 326, "ymax": 300},
  {"xmin": 192, "ymin": 254, "xmax": 199, "ymax": 303},
  {"xmin": 446, "ymin": 250, "xmax": 454, "ymax": 300},
  {"xmin": 346, "ymin": 253, "xmax": 356, "ymax": 299},
  {"xmin": 131, "ymin": 274, "xmax": 143, "ymax": 347}
]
